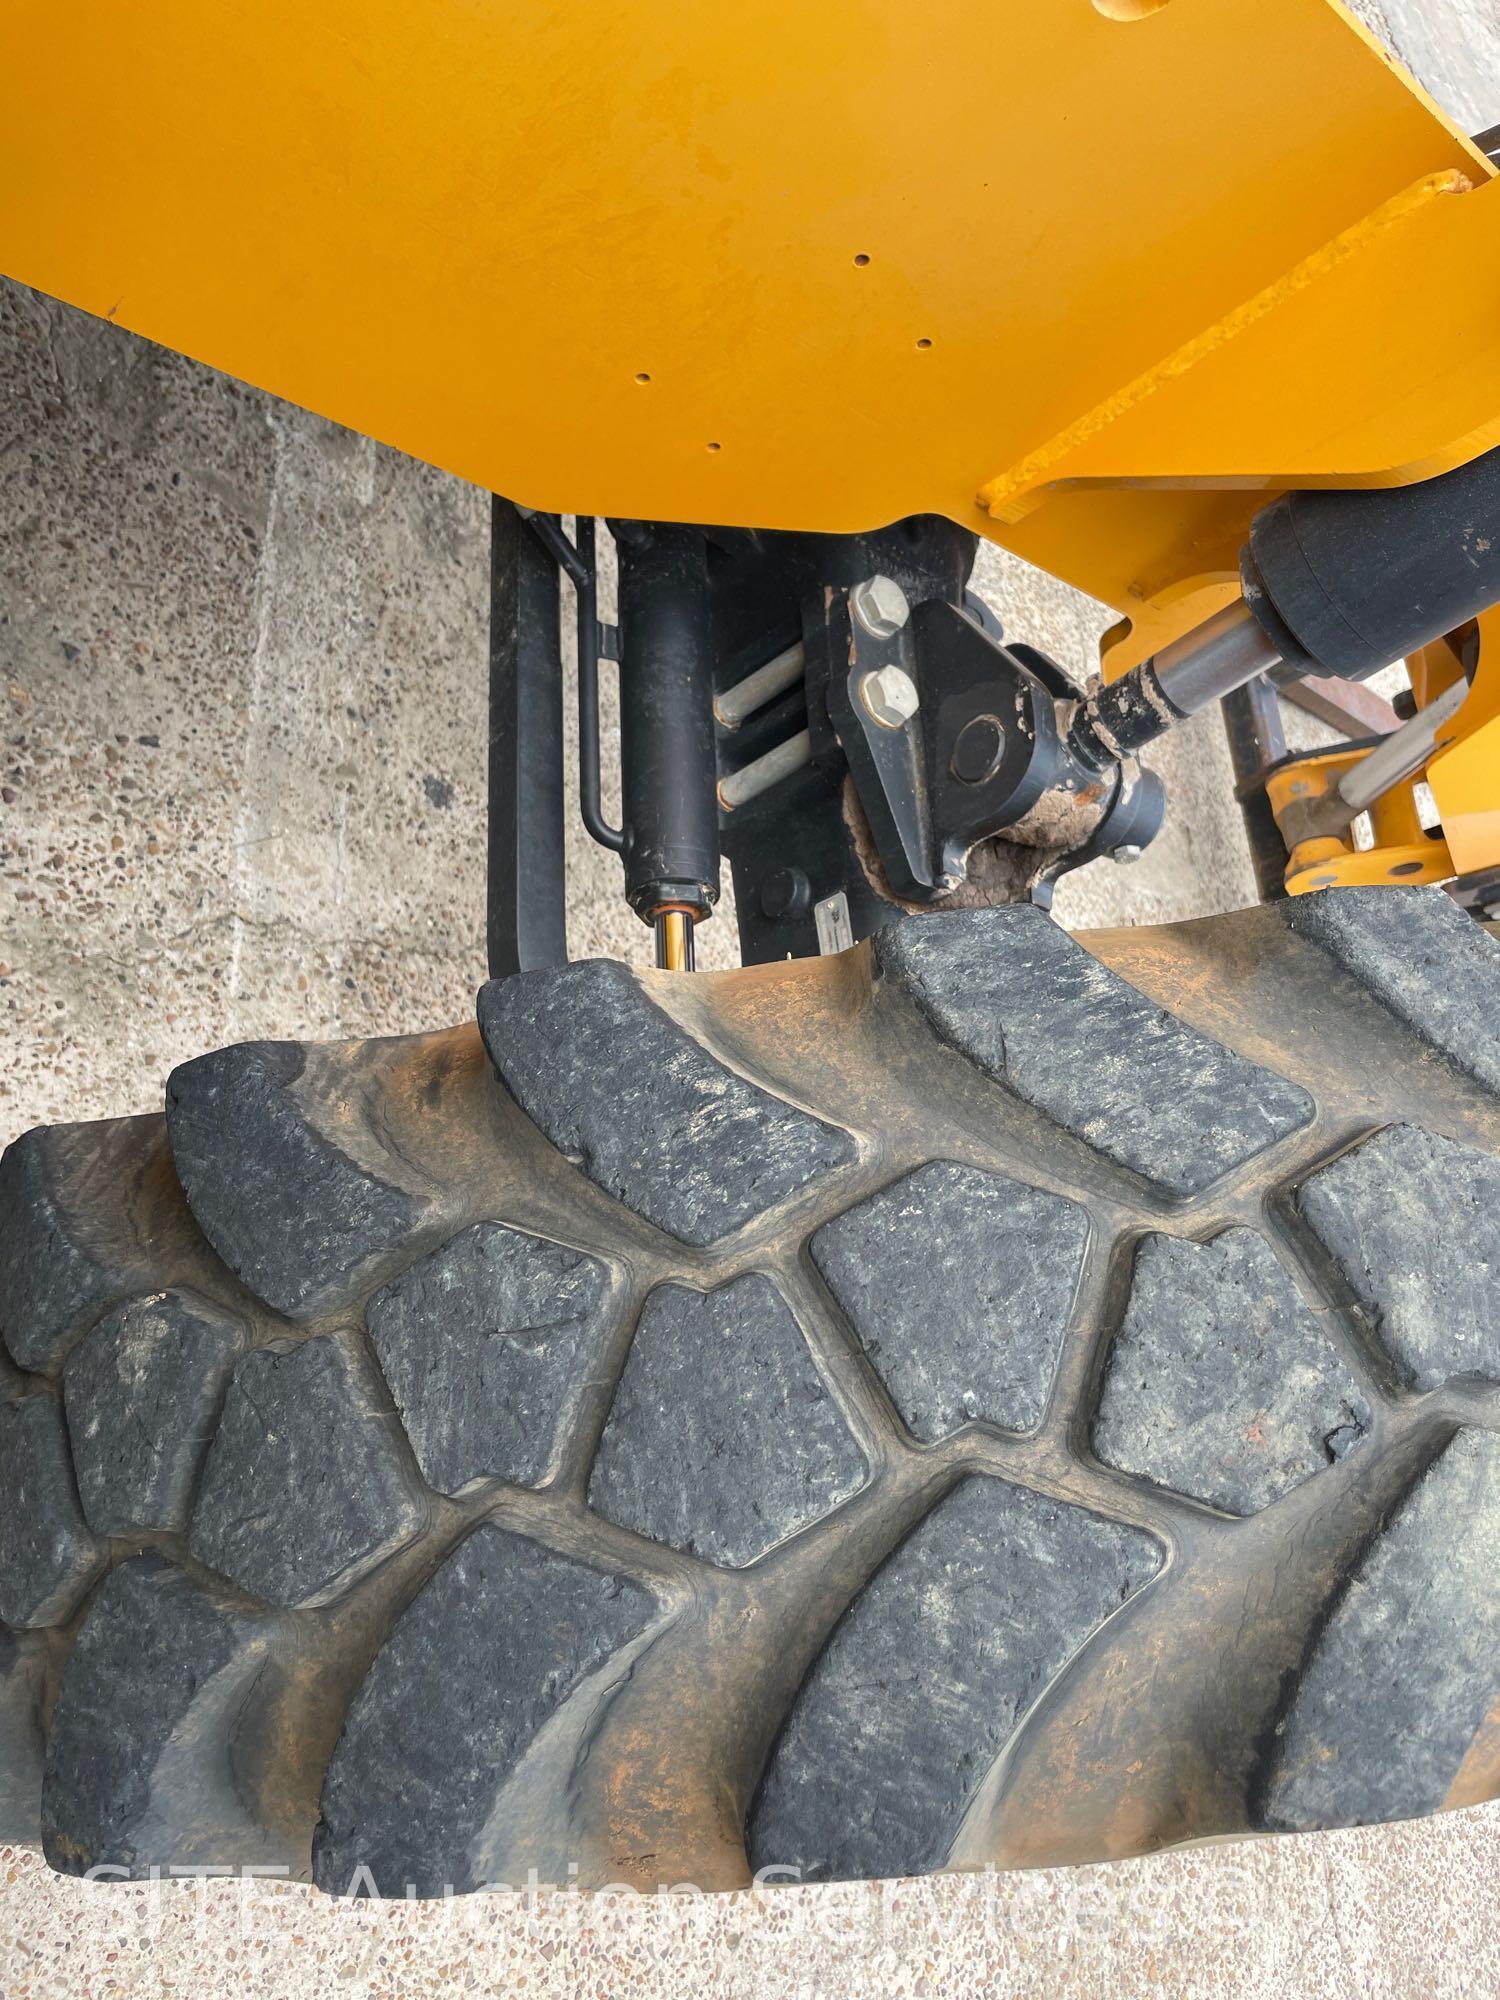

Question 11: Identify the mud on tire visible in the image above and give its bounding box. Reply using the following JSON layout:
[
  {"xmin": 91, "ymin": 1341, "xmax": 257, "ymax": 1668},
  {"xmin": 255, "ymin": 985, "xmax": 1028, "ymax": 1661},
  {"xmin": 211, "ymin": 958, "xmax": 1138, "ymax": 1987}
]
[{"xmin": 4, "ymin": 887, "xmax": 1500, "ymax": 1895}]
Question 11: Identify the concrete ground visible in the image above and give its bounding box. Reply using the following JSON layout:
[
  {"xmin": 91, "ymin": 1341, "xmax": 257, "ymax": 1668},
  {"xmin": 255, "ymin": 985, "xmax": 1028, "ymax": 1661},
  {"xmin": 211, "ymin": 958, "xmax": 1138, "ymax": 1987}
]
[{"xmin": 2, "ymin": 3, "xmax": 1499, "ymax": 1993}]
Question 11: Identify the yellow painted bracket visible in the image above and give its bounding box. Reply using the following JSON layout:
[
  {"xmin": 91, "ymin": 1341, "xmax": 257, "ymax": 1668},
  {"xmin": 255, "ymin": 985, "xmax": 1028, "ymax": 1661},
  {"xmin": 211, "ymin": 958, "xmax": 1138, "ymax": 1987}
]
[
  {"xmin": 1429, "ymin": 609, "xmax": 1500, "ymax": 878},
  {"xmin": 1268, "ymin": 754, "xmax": 1454, "ymax": 896},
  {"xmin": 1265, "ymin": 608, "xmax": 1500, "ymax": 894},
  {"xmin": 2, "ymin": 0, "xmax": 1498, "ymax": 677}
]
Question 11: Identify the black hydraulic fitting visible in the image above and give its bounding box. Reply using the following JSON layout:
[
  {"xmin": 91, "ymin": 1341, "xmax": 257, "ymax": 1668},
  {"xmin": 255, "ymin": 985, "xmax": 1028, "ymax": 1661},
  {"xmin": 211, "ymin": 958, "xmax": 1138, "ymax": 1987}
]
[
  {"xmin": 1068, "ymin": 602, "xmax": 1282, "ymax": 771},
  {"xmin": 1068, "ymin": 659, "xmax": 1188, "ymax": 771}
]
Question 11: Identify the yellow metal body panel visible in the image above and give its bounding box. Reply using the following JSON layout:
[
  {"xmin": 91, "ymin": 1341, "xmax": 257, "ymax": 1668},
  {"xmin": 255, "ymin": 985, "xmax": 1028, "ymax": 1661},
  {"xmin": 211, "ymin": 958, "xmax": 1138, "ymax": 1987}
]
[
  {"xmin": 3, "ymin": 0, "xmax": 1499, "ymax": 670},
  {"xmin": 1429, "ymin": 611, "xmax": 1500, "ymax": 879}
]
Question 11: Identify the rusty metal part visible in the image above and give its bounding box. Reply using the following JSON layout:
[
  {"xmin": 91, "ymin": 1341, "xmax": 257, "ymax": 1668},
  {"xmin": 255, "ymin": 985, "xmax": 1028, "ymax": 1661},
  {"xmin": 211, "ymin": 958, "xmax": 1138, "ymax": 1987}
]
[
  {"xmin": 1265, "ymin": 612, "xmax": 1500, "ymax": 893},
  {"xmin": 1281, "ymin": 673, "xmax": 1400, "ymax": 738},
  {"xmin": 999, "ymin": 774, "xmax": 1112, "ymax": 854},
  {"xmin": 1073, "ymin": 601, "xmax": 1285, "ymax": 773},
  {"xmin": 839, "ymin": 778, "xmax": 1059, "ymax": 911}
]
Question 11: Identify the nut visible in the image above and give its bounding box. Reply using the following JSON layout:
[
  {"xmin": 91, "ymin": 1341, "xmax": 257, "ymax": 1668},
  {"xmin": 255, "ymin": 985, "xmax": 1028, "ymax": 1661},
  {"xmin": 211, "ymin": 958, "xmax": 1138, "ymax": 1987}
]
[
  {"xmin": 850, "ymin": 574, "xmax": 911, "ymax": 639},
  {"xmin": 859, "ymin": 666, "xmax": 921, "ymax": 730},
  {"xmin": 1111, "ymin": 843, "xmax": 1144, "ymax": 865}
]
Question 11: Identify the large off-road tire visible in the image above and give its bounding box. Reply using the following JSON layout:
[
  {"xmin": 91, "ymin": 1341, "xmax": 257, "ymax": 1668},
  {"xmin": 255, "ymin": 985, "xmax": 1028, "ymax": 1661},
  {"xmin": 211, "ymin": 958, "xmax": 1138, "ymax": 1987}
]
[{"xmin": 4, "ymin": 887, "xmax": 1500, "ymax": 1896}]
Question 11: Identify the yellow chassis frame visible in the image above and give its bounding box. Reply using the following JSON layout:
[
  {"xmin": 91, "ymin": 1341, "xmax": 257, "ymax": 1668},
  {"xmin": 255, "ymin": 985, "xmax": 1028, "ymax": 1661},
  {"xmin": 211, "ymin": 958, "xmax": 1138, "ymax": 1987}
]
[{"xmin": 3, "ymin": 0, "xmax": 1499, "ymax": 891}]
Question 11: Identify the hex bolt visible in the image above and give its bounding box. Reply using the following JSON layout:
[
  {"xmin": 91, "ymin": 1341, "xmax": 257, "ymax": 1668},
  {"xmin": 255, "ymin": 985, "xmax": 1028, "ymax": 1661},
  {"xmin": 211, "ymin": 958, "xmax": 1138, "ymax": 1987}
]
[
  {"xmin": 850, "ymin": 574, "xmax": 911, "ymax": 639},
  {"xmin": 1112, "ymin": 843, "xmax": 1144, "ymax": 865},
  {"xmin": 859, "ymin": 666, "xmax": 921, "ymax": 730}
]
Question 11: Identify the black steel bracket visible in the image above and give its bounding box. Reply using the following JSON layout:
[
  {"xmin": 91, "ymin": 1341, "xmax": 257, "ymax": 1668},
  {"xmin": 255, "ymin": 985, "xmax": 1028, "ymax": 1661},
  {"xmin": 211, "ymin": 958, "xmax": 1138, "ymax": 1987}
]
[
  {"xmin": 486, "ymin": 499, "xmax": 1171, "ymax": 976},
  {"xmin": 486, "ymin": 497, "xmax": 568, "ymax": 979},
  {"xmin": 487, "ymin": 506, "xmax": 632, "ymax": 980}
]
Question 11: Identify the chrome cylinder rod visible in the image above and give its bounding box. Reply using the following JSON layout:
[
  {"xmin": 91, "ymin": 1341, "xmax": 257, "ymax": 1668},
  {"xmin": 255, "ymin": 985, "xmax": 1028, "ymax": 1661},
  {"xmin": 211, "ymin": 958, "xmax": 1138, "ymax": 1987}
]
[{"xmin": 1337, "ymin": 676, "xmax": 1469, "ymax": 814}]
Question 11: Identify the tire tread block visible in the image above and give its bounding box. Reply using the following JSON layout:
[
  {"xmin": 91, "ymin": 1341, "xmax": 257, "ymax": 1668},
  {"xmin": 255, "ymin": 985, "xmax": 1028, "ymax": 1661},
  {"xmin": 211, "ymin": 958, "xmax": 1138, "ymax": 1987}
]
[
  {"xmin": 1264, "ymin": 1427, "xmax": 1500, "ymax": 1832},
  {"xmin": 587, "ymin": 1274, "xmax": 868, "ymax": 1568},
  {"xmin": 1092, "ymin": 1227, "xmax": 1372, "ymax": 1515},
  {"xmin": 314, "ymin": 1524, "xmax": 654, "ymax": 1896},
  {"xmin": 0, "ymin": 1118, "xmax": 169, "ymax": 1375},
  {"xmin": 366, "ymin": 1223, "xmax": 612, "ymax": 1495},
  {"xmin": 166, "ymin": 1041, "xmax": 421, "ymax": 1318},
  {"xmin": 748, "ymin": 1473, "xmax": 1161, "ymax": 1881},
  {"xmin": 876, "ymin": 906, "xmax": 1312, "ymax": 1195},
  {"xmin": 0, "ymin": 1392, "xmax": 105, "ymax": 1629},
  {"xmin": 190, "ymin": 1333, "xmax": 425, "ymax": 1608},
  {"xmin": 478, "ymin": 959, "xmax": 856, "ymax": 1246},
  {"xmin": 64, "ymin": 1289, "xmax": 250, "ymax": 1537},
  {"xmin": 1296, "ymin": 1123, "xmax": 1500, "ymax": 1391},
  {"xmin": 1283, "ymin": 887, "xmax": 1500, "ymax": 1096},
  {"xmin": 0, "ymin": 1625, "xmax": 50, "ymax": 1842},
  {"xmin": 811, "ymin": 1160, "xmax": 1088, "ymax": 1440},
  {"xmin": 41, "ymin": 1555, "xmax": 278, "ymax": 1877}
]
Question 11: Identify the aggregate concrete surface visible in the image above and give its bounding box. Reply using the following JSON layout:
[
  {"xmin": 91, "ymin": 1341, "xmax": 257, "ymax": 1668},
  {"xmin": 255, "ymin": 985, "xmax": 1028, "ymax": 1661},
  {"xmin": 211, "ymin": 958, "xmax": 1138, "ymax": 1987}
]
[{"xmin": 3, "ymin": 2, "xmax": 1499, "ymax": 1992}]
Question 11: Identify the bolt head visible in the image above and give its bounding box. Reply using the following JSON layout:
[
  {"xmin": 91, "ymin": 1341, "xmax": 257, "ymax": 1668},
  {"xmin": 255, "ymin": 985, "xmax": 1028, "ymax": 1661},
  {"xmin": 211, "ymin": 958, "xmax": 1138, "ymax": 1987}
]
[
  {"xmin": 859, "ymin": 665, "xmax": 921, "ymax": 730},
  {"xmin": 1112, "ymin": 843, "xmax": 1144, "ymax": 865},
  {"xmin": 850, "ymin": 574, "xmax": 911, "ymax": 639}
]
